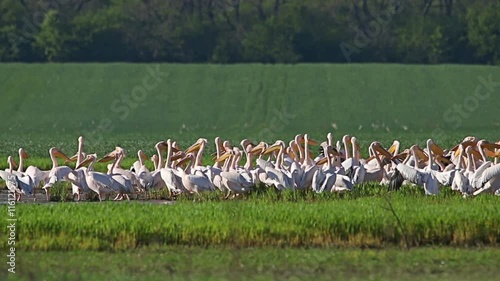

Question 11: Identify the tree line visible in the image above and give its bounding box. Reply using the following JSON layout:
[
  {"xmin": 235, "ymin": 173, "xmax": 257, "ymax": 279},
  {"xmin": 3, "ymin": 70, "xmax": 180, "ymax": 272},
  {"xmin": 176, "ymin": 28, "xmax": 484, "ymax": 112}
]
[{"xmin": 1, "ymin": 0, "xmax": 499, "ymax": 64}]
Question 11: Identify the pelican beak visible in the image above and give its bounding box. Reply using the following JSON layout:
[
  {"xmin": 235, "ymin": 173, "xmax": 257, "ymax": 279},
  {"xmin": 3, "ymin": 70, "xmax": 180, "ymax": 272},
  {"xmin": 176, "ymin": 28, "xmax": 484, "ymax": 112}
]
[
  {"xmin": 485, "ymin": 150, "xmax": 497, "ymax": 157},
  {"xmin": 11, "ymin": 159, "xmax": 19, "ymax": 169},
  {"xmin": 157, "ymin": 141, "xmax": 169, "ymax": 151},
  {"xmin": 388, "ymin": 141, "xmax": 399, "ymax": 155},
  {"xmin": 250, "ymin": 143, "xmax": 265, "ymax": 155},
  {"xmin": 175, "ymin": 155, "xmax": 191, "ymax": 167},
  {"xmin": 215, "ymin": 152, "xmax": 231, "ymax": 162},
  {"xmin": 172, "ymin": 142, "xmax": 181, "ymax": 152},
  {"xmin": 98, "ymin": 151, "xmax": 116, "ymax": 163},
  {"xmin": 185, "ymin": 142, "xmax": 202, "ymax": 154},
  {"xmin": 450, "ymin": 140, "xmax": 475, "ymax": 152},
  {"xmin": 436, "ymin": 155, "xmax": 452, "ymax": 164},
  {"xmin": 76, "ymin": 156, "xmax": 92, "ymax": 169},
  {"xmin": 300, "ymin": 138, "xmax": 319, "ymax": 146},
  {"xmin": 429, "ymin": 142, "xmax": 444, "ymax": 156},
  {"xmin": 264, "ymin": 144, "xmax": 281, "ymax": 154},
  {"xmin": 327, "ymin": 147, "xmax": 339, "ymax": 156},
  {"xmin": 480, "ymin": 141, "xmax": 500, "ymax": 157},
  {"xmin": 66, "ymin": 153, "xmax": 78, "ymax": 163},
  {"xmin": 470, "ymin": 149, "xmax": 482, "ymax": 160},
  {"xmin": 375, "ymin": 144, "xmax": 393, "ymax": 159},
  {"xmin": 171, "ymin": 151, "xmax": 185, "ymax": 161},
  {"xmin": 308, "ymin": 139, "xmax": 319, "ymax": 146},
  {"xmin": 392, "ymin": 150, "xmax": 407, "ymax": 160},
  {"xmin": 139, "ymin": 151, "xmax": 149, "ymax": 161},
  {"xmin": 414, "ymin": 147, "xmax": 429, "ymax": 162},
  {"xmin": 21, "ymin": 150, "xmax": 29, "ymax": 159},
  {"xmin": 53, "ymin": 149, "xmax": 71, "ymax": 162},
  {"xmin": 454, "ymin": 146, "xmax": 462, "ymax": 158},
  {"xmin": 315, "ymin": 157, "xmax": 328, "ymax": 165}
]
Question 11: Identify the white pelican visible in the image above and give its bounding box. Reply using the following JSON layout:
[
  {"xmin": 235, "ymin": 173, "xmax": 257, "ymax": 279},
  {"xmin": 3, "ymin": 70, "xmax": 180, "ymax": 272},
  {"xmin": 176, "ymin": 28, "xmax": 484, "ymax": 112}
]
[
  {"xmin": 312, "ymin": 144, "xmax": 353, "ymax": 193},
  {"xmin": 176, "ymin": 153, "xmax": 215, "ymax": 197},
  {"xmin": 0, "ymin": 158, "xmax": 35, "ymax": 201},
  {"xmin": 160, "ymin": 139, "xmax": 186, "ymax": 195},
  {"xmin": 16, "ymin": 148, "xmax": 48, "ymax": 190},
  {"xmin": 107, "ymin": 151, "xmax": 137, "ymax": 200},
  {"xmin": 130, "ymin": 150, "xmax": 149, "ymax": 174},
  {"xmin": 42, "ymin": 147, "xmax": 72, "ymax": 200},
  {"xmin": 262, "ymin": 140, "xmax": 295, "ymax": 190},
  {"xmin": 341, "ymin": 136, "xmax": 365, "ymax": 183},
  {"xmin": 390, "ymin": 140, "xmax": 440, "ymax": 195},
  {"xmin": 129, "ymin": 150, "xmax": 151, "ymax": 190},
  {"xmin": 66, "ymin": 136, "xmax": 92, "ymax": 201},
  {"xmin": 449, "ymin": 144, "xmax": 472, "ymax": 195},
  {"xmin": 363, "ymin": 142, "xmax": 392, "ymax": 183},
  {"xmin": 99, "ymin": 146, "xmax": 142, "ymax": 192},
  {"xmin": 293, "ymin": 134, "xmax": 319, "ymax": 189},
  {"xmin": 465, "ymin": 141, "xmax": 500, "ymax": 195},
  {"xmin": 215, "ymin": 150, "xmax": 254, "ymax": 199},
  {"xmin": 145, "ymin": 141, "xmax": 169, "ymax": 193},
  {"xmin": 76, "ymin": 154, "xmax": 116, "ymax": 201}
]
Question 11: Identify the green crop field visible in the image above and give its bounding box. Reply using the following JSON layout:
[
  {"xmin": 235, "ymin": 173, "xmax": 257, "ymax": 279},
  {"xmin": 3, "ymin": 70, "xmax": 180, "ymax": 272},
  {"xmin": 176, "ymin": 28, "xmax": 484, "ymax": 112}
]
[
  {"xmin": 3, "ymin": 247, "xmax": 500, "ymax": 281},
  {"xmin": 1, "ymin": 63, "xmax": 500, "ymax": 280},
  {"xmin": 1, "ymin": 64, "xmax": 499, "ymax": 140},
  {"xmin": 0, "ymin": 63, "xmax": 499, "ymax": 163}
]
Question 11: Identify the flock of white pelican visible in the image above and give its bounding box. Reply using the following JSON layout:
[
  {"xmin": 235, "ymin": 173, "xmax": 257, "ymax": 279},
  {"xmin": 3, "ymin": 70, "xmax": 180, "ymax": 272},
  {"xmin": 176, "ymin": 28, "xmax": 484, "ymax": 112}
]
[{"xmin": 2, "ymin": 134, "xmax": 500, "ymax": 202}]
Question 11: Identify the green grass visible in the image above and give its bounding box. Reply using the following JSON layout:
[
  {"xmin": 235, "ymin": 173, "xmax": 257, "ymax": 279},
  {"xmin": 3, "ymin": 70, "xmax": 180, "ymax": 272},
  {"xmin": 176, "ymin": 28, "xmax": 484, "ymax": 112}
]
[
  {"xmin": 3, "ymin": 192, "xmax": 499, "ymax": 251},
  {"xmin": 3, "ymin": 247, "xmax": 500, "ymax": 281},
  {"xmin": 0, "ymin": 63, "xmax": 499, "ymax": 156},
  {"xmin": 0, "ymin": 63, "xmax": 499, "ymax": 160},
  {"xmin": 0, "ymin": 130, "xmax": 498, "ymax": 170}
]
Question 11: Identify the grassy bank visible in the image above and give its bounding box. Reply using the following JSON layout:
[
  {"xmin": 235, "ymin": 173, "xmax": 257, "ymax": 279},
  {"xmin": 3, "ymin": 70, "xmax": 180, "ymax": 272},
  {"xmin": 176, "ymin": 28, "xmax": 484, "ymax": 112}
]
[{"xmin": 3, "ymin": 193, "xmax": 499, "ymax": 250}]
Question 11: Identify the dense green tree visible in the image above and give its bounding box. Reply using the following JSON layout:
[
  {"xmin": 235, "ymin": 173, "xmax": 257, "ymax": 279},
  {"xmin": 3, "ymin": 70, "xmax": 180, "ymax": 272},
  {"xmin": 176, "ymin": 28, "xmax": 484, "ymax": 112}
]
[{"xmin": 0, "ymin": 0, "xmax": 498, "ymax": 64}]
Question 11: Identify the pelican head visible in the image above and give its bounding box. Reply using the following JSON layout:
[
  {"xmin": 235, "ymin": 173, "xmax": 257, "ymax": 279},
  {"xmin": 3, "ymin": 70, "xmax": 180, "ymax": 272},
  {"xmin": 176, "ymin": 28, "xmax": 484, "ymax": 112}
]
[
  {"xmin": 49, "ymin": 147, "xmax": 71, "ymax": 162},
  {"xmin": 19, "ymin": 148, "xmax": 29, "ymax": 159},
  {"xmin": 185, "ymin": 138, "xmax": 207, "ymax": 154},
  {"xmin": 76, "ymin": 153, "xmax": 97, "ymax": 169}
]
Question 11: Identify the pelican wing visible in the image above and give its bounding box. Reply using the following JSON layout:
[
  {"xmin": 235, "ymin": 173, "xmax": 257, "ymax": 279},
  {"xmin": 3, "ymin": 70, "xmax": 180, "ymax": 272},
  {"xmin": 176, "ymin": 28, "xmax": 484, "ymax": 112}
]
[
  {"xmin": 311, "ymin": 170, "xmax": 325, "ymax": 193},
  {"xmin": 477, "ymin": 164, "xmax": 500, "ymax": 188},
  {"xmin": 256, "ymin": 159, "xmax": 272, "ymax": 170},
  {"xmin": 49, "ymin": 166, "xmax": 73, "ymax": 181},
  {"xmin": 25, "ymin": 166, "xmax": 48, "ymax": 187},
  {"xmin": 160, "ymin": 168, "xmax": 184, "ymax": 192},
  {"xmin": 17, "ymin": 174, "xmax": 34, "ymax": 195},
  {"xmin": 431, "ymin": 170, "xmax": 455, "ymax": 186},
  {"xmin": 220, "ymin": 171, "xmax": 252, "ymax": 186},
  {"xmin": 332, "ymin": 174, "xmax": 354, "ymax": 192},
  {"xmin": 0, "ymin": 171, "xmax": 20, "ymax": 192},
  {"xmin": 185, "ymin": 174, "xmax": 215, "ymax": 191},
  {"xmin": 471, "ymin": 161, "xmax": 493, "ymax": 186},
  {"xmin": 451, "ymin": 171, "xmax": 470, "ymax": 194},
  {"xmin": 111, "ymin": 174, "xmax": 135, "ymax": 193},
  {"xmin": 395, "ymin": 164, "xmax": 425, "ymax": 186},
  {"xmin": 89, "ymin": 171, "xmax": 115, "ymax": 188}
]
